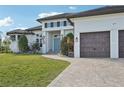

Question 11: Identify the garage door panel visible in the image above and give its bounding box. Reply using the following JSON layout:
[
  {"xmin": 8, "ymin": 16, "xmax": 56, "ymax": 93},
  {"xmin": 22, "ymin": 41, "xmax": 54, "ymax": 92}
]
[
  {"xmin": 119, "ymin": 30, "xmax": 124, "ymax": 58},
  {"xmin": 80, "ymin": 31, "xmax": 110, "ymax": 58}
]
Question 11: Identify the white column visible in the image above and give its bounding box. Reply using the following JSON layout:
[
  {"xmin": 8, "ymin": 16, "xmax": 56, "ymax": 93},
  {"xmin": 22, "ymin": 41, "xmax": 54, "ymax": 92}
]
[
  {"xmin": 15, "ymin": 35, "xmax": 19, "ymax": 52},
  {"xmin": 74, "ymin": 32, "xmax": 80, "ymax": 58},
  {"xmin": 42, "ymin": 31, "xmax": 47, "ymax": 54},
  {"xmin": 46, "ymin": 31, "xmax": 49, "ymax": 52},
  {"xmin": 110, "ymin": 29, "xmax": 119, "ymax": 58},
  {"xmin": 60, "ymin": 29, "xmax": 64, "ymax": 40}
]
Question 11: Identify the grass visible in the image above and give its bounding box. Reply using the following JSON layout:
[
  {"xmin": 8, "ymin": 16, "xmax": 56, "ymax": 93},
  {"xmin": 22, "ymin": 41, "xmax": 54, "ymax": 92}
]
[{"xmin": 0, "ymin": 54, "xmax": 70, "ymax": 87}]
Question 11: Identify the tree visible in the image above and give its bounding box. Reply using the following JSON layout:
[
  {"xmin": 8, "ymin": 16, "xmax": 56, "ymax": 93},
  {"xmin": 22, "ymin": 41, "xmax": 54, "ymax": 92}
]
[
  {"xmin": 61, "ymin": 36, "xmax": 68, "ymax": 55},
  {"xmin": 66, "ymin": 33, "xmax": 74, "ymax": 52},
  {"xmin": 61, "ymin": 33, "xmax": 74, "ymax": 56},
  {"xmin": 2, "ymin": 36, "xmax": 11, "ymax": 53},
  {"xmin": 18, "ymin": 35, "xmax": 29, "ymax": 52}
]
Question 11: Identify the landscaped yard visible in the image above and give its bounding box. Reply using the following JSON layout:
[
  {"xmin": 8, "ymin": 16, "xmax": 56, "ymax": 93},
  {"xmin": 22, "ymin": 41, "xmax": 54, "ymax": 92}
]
[{"xmin": 0, "ymin": 54, "xmax": 70, "ymax": 87}]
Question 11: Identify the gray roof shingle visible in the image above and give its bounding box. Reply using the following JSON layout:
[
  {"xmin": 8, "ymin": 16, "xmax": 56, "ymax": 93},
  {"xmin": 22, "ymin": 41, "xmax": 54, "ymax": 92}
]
[
  {"xmin": 37, "ymin": 6, "xmax": 124, "ymax": 22},
  {"xmin": 7, "ymin": 29, "xmax": 34, "ymax": 35},
  {"xmin": 37, "ymin": 13, "xmax": 74, "ymax": 22},
  {"xmin": 26, "ymin": 26, "xmax": 42, "ymax": 31},
  {"xmin": 70, "ymin": 6, "xmax": 124, "ymax": 18}
]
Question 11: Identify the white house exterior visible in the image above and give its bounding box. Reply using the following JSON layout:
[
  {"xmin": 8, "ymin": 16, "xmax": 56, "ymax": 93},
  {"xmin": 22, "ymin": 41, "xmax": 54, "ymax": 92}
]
[
  {"xmin": 37, "ymin": 15, "xmax": 74, "ymax": 54},
  {"xmin": 73, "ymin": 13, "xmax": 124, "ymax": 58},
  {"xmin": 72, "ymin": 6, "xmax": 124, "ymax": 58},
  {"xmin": 7, "ymin": 6, "xmax": 124, "ymax": 58},
  {"xmin": 7, "ymin": 26, "xmax": 42, "ymax": 53}
]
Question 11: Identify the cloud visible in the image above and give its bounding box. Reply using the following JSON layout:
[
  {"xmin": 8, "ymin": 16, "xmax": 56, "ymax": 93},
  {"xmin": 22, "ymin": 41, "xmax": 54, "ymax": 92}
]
[
  {"xmin": 38, "ymin": 12, "xmax": 63, "ymax": 18},
  {"xmin": 0, "ymin": 17, "xmax": 13, "ymax": 27},
  {"xmin": 69, "ymin": 6, "xmax": 77, "ymax": 10}
]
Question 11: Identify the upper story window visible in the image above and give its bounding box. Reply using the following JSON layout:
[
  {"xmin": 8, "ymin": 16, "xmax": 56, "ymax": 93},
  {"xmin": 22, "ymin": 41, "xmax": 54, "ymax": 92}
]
[
  {"xmin": 18, "ymin": 35, "xmax": 21, "ymax": 40},
  {"xmin": 36, "ymin": 39, "xmax": 39, "ymax": 43},
  {"xmin": 36, "ymin": 34, "xmax": 39, "ymax": 37},
  {"xmin": 44, "ymin": 20, "xmax": 68, "ymax": 28},
  {"xmin": 45, "ymin": 23, "xmax": 48, "ymax": 28},
  {"xmin": 50, "ymin": 22, "xmax": 54, "ymax": 27},
  {"xmin": 57, "ymin": 21, "xmax": 60, "ymax": 27},
  {"xmin": 10, "ymin": 35, "xmax": 16, "ymax": 41},
  {"xmin": 40, "ymin": 34, "xmax": 42, "ymax": 37},
  {"xmin": 63, "ymin": 21, "xmax": 67, "ymax": 26}
]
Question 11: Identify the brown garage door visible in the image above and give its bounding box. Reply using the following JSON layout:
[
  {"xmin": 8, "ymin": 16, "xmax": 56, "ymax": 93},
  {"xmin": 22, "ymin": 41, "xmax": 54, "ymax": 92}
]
[
  {"xmin": 80, "ymin": 31, "xmax": 110, "ymax": 58},
  {"xmin": 119, "ymin": 30, "xmax": 124, "ymax": 58}
]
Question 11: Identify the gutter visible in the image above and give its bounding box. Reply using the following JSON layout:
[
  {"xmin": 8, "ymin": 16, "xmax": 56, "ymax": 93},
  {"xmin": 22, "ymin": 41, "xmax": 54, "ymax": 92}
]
[{"xmin": 66, "ymin": 18, "xmax": 74, "ymax": 26}]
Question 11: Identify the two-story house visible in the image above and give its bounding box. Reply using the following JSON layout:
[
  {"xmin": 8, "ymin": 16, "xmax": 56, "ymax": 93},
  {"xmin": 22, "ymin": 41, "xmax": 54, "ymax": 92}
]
[{"xmin": 37, "ymin": 13, "xmax": 74, "ymax": 54}]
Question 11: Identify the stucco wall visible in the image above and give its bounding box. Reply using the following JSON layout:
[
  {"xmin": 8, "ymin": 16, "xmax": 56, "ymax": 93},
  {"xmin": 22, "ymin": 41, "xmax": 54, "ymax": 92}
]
[
  {"xmin": 64, "ymin": 29, "xmax": 74, "ymax": 36},
  {"xmin": 9, "ymin": 30, "xmax": 42, "ymax": 53},
  {"xmin": 73, "ymin": 13, "xmax": 124, "ymax": 58},
  {"xmin": 42, "ymin": 18, "xmax": 74, "ymax": 31},
  {"xmin": 10, "ymin": 40, "xmax": 19, "ymax": 53}
]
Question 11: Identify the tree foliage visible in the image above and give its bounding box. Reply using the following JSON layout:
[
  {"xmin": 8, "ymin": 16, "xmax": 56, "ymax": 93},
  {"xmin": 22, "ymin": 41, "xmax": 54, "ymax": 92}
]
[
  {"xmin": 18, "ymin": 35, "xmax": 29, "ymax": 52},
  {"xmin": 31, "ymin": 43, "xmax": 40, "ymax": 53},
  {"xmin": 61, "ymin": 33, "xmax": 74, "ymax": 56}
]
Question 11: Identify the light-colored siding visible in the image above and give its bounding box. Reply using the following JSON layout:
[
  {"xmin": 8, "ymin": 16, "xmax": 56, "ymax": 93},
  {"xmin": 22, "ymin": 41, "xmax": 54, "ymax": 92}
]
[{"xmin": 74, "ymin": 13, "xmax": 124, "ymax": 58}]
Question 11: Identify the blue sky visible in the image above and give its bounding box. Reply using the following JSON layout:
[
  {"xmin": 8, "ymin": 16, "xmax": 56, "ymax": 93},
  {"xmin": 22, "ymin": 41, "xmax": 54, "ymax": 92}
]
[{"xmin": 0, "ymin": 5, "xmax": 103, "ymax": 38}]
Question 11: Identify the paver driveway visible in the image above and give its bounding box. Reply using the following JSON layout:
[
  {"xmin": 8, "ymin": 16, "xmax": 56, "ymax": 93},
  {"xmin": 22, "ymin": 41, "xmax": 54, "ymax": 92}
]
[{"xmin": 43, "ymin": 55, "xmax": 124, "ymax": 87}]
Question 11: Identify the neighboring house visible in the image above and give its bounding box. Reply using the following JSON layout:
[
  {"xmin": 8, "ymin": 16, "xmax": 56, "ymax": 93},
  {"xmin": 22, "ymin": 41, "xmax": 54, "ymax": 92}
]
[
  {"xmin": 7, "ymin": 6, "xmax": 124, "ymax": 58},
  {"xmin": 7, "ymin": 26, "xmax": 42, "ymax": 53}
]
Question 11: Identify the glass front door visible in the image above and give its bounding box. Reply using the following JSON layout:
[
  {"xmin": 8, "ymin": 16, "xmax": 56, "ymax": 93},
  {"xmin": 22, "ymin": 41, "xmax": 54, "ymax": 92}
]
[{"xmin": 54, "ymin": 35, "xmax": 60, "ymax": 53}]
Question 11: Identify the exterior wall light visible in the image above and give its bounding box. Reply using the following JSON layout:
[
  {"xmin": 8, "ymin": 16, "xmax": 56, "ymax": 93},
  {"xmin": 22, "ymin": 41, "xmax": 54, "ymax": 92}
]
[{"xmin": 76, "ymin": 37, "xmax": 78, "ymax": 42}]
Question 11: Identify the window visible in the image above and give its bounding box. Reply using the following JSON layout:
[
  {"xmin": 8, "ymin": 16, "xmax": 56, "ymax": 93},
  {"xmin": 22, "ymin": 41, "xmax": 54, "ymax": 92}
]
[
  {"xmin": 45, "ymin": 23, "xmax": 48, "ymax": 28},
  {"xmin": 63, "ymin": 21, "xmax": 67, "ymax": 26},
  {"xmin": 40, "ymin": 39, "xmax": 42, "ymax": 47},
  {"xmin": 40, "ymin": 34, "xmax": 42, "ymax": 37},
  {"xmin": 18, "ymin": 35, "xmax": 21, "ymax": 40},
  {"xmin": 36, "ymin": 39, "xmax": 39, "ymax": 43},
  {"xmin": 57, "ymin": 21, "xmax": 60, "ymax": 27},
  {"xmin": 10, "ymin": 35, "xmax": 16, "ymax": 41},
  {"xmin": 36, "ymin": 34, "xmax": 39, "ymax": 37},
  {"xmin": 50, "ymin": 22, "xmax": 54, "ymax": 27}
]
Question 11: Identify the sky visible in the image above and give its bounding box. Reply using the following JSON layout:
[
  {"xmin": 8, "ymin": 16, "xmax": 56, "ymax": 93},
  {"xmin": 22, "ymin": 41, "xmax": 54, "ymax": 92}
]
[{"xmin": 0, "ymin": 5, "xmax": 103, "ymax": 38}]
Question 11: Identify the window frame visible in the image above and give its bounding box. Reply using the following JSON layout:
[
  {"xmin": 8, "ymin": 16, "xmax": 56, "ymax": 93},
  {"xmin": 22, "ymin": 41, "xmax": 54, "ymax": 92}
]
[
  {"xmin": 44, "ymin": 23, "xmax": 48, "ymax": 28},
  {"xmin": 63, "ymin": 21, "xmax": 67, "ymax": 26},
  {"xmin": 57, "ymin": 21, "xmax": 60, "ymax": 27}
]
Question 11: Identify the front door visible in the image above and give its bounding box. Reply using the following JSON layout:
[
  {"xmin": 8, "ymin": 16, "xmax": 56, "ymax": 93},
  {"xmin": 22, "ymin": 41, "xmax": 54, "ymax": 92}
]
[{"xmin": 54, "ymin": 35, "xmax": 60, "ymax": 53}]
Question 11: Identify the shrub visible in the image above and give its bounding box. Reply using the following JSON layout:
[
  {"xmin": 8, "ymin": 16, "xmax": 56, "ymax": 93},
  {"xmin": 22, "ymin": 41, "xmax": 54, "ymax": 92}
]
[
  {"xmin": 31, "ymin": 43, "xmax": 40, "ymax": 53},
  {"xmin": 18, "ymin": 35, "xmax": 29, "ymax": 52},
  {"xmin": 61, "ymin": 37, "xmax": 68, "ymax": 55},
  {"xmin": 0, "ymin": 37, "xmax": 11, "ymax": 53}
]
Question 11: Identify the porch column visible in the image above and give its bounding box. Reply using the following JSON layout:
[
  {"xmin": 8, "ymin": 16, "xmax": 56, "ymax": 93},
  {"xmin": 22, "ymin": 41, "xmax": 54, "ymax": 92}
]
[
  {"xmin": 74, "ymin": 32, "xmax": 80, "ymax": 58},
  {"xmin": 110, "ymin": 29, "xmax": 119, "ymax": 58},
  {"xmin": 42, "ymin": 31, "xmax": 47, "ymax": 54},
  {"xmin": 15, "ymin": 35, "xmax": 19, "ymax": 52},
  {"xmin": 60, "ymin": 29, "xmax": 64, "ymax": 40}
]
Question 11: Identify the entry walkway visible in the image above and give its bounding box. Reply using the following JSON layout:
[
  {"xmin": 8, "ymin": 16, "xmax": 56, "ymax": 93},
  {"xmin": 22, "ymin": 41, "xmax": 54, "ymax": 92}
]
[{"xmin": 42, "ymin": 55, "xmax": 124, "ymax": 87}]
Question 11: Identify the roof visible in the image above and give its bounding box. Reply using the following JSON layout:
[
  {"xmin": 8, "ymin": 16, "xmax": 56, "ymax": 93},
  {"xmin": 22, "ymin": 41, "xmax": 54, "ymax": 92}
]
[
  {"xmin": 37, "ymin": 13, "xmax": 74, "ymax": 22},
  {"xmin": 37, "ymin": 6, "xmax": 124, "ymax": 22},
  {"xmin": 7, "ymin": 29, "xmax": 34, "ymax": 35},
  {"xmin": 69, "ymin": 6, "xmax": 124, "ymax": 18},
  {"xmin": 26, "ymin": 25, "xmax": 42, "ymax": 31}
]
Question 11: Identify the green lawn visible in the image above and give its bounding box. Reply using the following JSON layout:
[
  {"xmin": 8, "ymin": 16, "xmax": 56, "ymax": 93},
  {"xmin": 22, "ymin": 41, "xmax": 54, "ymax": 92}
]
[{"xmin": 0, "ymin": 54, "xmax": 70, "ymax": 87}]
